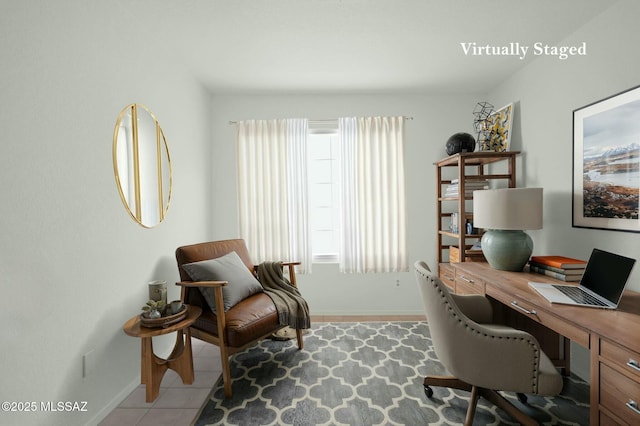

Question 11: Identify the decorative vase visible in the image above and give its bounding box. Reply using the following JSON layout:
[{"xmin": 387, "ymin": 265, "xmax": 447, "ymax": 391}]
[
  {"xmin": 481, "ymin": 229, "xmax": 533, "ymax": 271},
  {"xmin": 445, "ymin": 132, "xmax": 476, "ymax": 155}
]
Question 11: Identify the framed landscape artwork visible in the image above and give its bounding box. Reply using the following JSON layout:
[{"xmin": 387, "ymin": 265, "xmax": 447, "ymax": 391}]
[
  {"xmin": 480, "ymin": 103, "xmax": 514, "ymax": 152},
  {"xmin": 572, "ymin": 85, "xmax": 640, "ymax": 233}
]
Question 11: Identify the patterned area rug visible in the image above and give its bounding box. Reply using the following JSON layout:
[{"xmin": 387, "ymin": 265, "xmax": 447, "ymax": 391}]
[{"xmin": 194, "ymin": 322, "xmax": 589, "ymax": 425}]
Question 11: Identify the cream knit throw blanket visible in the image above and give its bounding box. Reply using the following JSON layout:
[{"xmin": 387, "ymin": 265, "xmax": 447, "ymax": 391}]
[{"xmin": 257, "ymin": 262, "xmax": 311, "ymax": 330}]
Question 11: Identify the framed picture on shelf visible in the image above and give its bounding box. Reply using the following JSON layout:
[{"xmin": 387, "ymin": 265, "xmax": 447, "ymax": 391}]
[
  {"xmin": 480, "ymin": 103, "xmax": 514, "ymax": 152},
  {"xmin": 572, "ymin": 84, "xmax": 640, "ymax": 233}
]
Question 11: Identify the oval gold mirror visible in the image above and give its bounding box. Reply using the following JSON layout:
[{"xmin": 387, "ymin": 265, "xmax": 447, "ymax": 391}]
[{"xmin": 113, "ymin": 104, "xmax": 172, "ymax": 228}]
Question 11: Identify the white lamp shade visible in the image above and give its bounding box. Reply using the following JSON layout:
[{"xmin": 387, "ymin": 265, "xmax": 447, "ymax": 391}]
[{"xmin": 473, "ymin": 187, "xmax": 543, "ymax": 230}]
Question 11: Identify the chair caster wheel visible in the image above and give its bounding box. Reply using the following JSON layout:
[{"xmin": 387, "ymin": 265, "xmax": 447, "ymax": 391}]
[
  {"xmin": 424, "ymin": 385, "xmax": 434, "ymax": 398},
  {"xmin": 517, "ymin": 393, "xmax": 528, "ymax": 404}
]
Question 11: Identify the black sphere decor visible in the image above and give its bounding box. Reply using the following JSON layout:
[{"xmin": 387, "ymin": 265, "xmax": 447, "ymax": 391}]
[{"xmin": 445, "ymin": 132, "xmax": 476, "ymax": 155}]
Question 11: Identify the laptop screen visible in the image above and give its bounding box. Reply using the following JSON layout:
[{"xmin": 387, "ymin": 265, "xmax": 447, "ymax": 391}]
[{"xmin": 581, "ymin": 248, "xmax": 636, "ymax": 305}]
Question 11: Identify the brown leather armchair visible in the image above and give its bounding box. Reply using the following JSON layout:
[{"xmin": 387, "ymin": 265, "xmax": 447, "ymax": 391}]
[{"xmin": 175, "ymin": 239, "xmax": 304, "ymax": 398}]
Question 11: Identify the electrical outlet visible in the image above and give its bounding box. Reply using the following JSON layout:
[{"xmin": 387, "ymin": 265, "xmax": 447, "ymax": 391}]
[
  {"xmin": 83, "ymin": 349, "xmax": 95, "ymax": 378},
  {"xmin": 395, "ymin": 279, "xmax": 400, "ymax": 287}
]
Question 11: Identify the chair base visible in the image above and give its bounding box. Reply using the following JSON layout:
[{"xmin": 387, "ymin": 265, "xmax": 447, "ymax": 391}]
[{"xmin": 423, "ymin": 376, "xmax": 538, "ymax": 426}]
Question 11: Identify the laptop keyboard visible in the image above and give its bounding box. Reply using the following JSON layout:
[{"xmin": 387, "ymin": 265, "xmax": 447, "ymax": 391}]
[{"xmin": 553, "ymin": 285, "xmax": 608, "ymax": 307}]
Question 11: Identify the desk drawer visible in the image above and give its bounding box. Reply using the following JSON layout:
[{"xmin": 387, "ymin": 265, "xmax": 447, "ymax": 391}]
[
  {"xmin": 439, "ymin": 263, "xmax": 455, "ymax": 292},
  {"xmin": 600, "ymin": 339, "xmax": 640, "ymax": 382},
  {"xmin": 600, "ymin": 363, "xmax": 640, "ymax": 423},
  {"xmin": 455, "ymin": 271, "xmax": 484, "ymax": 295},
  {"xmin": 489, "ymin": 285, "xmax": 589, "ymax": 347},
  {"xmin": 600, "ymin": 410, "xmax": 625, "ymax": 426}
]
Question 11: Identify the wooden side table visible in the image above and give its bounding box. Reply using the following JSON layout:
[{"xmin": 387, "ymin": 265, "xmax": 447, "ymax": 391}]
[{"xmin": 123, "ymin": 305, "xmax": 201, "ymax": 402}]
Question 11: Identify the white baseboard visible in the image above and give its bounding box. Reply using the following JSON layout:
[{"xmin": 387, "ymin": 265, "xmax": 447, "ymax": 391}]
[{"xmin": 85, "ymin": 376, "xmax": 141, "ymax": 425}]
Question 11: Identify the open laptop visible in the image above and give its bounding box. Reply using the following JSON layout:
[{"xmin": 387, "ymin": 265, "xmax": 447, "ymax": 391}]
[{"xmin": 529, "ymin": 248, "xmax": 636, "ymax": 309}]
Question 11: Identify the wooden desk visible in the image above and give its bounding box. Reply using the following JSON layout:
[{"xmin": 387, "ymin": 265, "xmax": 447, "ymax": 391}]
[
  {"xmin": 444, "ymin": 262, "xmax": 640, "ymax": 426},
  {"xmin": 123, "ymin": 305, "xmax": 201, "ymax": 402}
]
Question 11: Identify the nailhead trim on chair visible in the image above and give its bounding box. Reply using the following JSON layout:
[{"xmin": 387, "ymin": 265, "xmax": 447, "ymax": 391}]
[{"xmin": 421, "ymin": 270, "xmax": 541, "ymax": 393}]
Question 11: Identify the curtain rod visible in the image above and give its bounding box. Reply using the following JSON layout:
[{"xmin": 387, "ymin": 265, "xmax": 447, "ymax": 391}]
[{"xmin": 228, "ymin": 116, "xmax": 413, "ymax": 125}]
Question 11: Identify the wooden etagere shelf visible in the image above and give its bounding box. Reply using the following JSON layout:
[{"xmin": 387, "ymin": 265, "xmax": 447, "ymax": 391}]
[{"xmin": 435, "ymin": 151, "xmax": 519, "ymax": 270}]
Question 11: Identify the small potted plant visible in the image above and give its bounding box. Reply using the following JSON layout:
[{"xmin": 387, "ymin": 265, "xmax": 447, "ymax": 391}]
[{"xmin": 142, "ymin": 299, "xmax": 166, "ymax": 319}]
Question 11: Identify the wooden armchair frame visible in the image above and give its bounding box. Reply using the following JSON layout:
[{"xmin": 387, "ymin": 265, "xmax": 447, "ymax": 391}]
[{"xmin": 175, "ymin": 239, "xmax": 304, "ymax": 398}]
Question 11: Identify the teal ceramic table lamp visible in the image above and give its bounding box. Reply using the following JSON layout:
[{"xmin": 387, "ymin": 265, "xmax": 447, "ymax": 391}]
[{"xmin": 473, "ymin": 188, "xmax": 543, "ymax": 271}]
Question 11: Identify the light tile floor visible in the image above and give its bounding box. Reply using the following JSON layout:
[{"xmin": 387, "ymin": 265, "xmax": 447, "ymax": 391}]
[
  {"xmin": 99, "ymin": 315, "xmax": 425, "ymax": 426},
  {"xmin": 99, "ymin": 338, "xmax": 221, "ymax": 426}
]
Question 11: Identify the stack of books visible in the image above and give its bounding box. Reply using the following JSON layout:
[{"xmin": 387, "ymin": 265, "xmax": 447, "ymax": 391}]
[
  {"xmin": 529, "ymin": 255, "xmax": 587, "ymax": 282},
  {"xmin": 444, "ymin": 179, "xmax": 489, "ymax": 197}
]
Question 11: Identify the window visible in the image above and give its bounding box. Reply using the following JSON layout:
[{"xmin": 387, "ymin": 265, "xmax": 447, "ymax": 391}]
[
  {"xmin": 236, "ymin": 116, "xmax": 407, "ymax": 273},
  {"xmin": 307, "ymin": 124, "xmax": 341, "ymax": 262}
]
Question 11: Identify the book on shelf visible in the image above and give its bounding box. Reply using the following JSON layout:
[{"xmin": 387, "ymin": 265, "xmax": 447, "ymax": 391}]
[
  {"xmin": 529, "ymin": 264, "xmax": 583, "ymax": 282},
  {"xmin": 529, "ymin": 255, "xmax": 587, "ymax": 269},
  {"xmin": 449, "ymin": 212, "xmax": 459, "ymax": 233},
  {"xmin": 445, "ymin": 181, "xmax": 489, "ymax": 188},
  {"xmin": 445, "ymin": 190, "xmax": 484, "ymax": 197},
  {"xmin": 444, "ymin": 179, "xmax": 489, "ymax": 197},
  {"xmin": 528, "ymin": 261, "xmax": 585, "ymax": 275},
  {"xmin": 450, "ymin": 178, "xmax": 489, "ymax": 185}
]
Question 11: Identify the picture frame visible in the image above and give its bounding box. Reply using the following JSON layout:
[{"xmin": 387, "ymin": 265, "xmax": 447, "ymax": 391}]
[
  {"xmin": 480, "ymin": 102, "xmax": 514, "ymax": 152},
  {"xmin": 572, "ymin": 85, "xmax": 640, "ymax": 233}
]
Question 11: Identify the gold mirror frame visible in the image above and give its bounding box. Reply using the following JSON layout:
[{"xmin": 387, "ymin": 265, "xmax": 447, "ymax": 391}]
[{"xmin": 113, "ymin": 104, "xmax": 172, "ymax": 228}]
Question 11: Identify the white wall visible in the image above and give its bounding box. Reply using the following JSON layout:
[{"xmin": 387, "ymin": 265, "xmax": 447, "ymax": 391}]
[
  {"xmin": 210, "ymin": 93, "xmax": 481, "ymax": 315},
  {"xmin": 487, "ymin": 0, "xmax": 640, "ymax": 381},
  {"xmin": 0, "ymin": 2, "xmax": 212, "ymax": 425},
  {"xmin": 488, "ymin": 0, "xmax": 640, "ymax": 292}
]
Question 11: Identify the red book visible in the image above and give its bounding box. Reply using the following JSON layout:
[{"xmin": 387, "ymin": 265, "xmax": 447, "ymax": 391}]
[{"xmin": 529, "ymin": 255, "xmax": 587, "ymax": 269}]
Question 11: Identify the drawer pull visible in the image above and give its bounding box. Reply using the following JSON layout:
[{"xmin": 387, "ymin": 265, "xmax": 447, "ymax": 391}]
[
  {"xmin": 627, "ymin": 359, "xmax": 640, "ymax": 372},
  {"xmin": 626, "ymin": 399, "xmax": 640, "ymax": 415},
  {"xmin": 459, "ymin": 275, "xmax": 475, "ymax": 284},
  {"xmin": 511, "ymin": 301, "xmax": 537, "ymax": 316}
]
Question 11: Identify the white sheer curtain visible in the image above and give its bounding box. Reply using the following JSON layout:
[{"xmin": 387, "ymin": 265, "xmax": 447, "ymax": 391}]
[
  {"xmin": 236, "ymin": 119, "xmax": 311, "ymax": 273},
  {"xmin": 286, "ymin": 119, "xmax": 311, "ymax": 273},
  {"xmin": 339, "ymin": 116, "xmax": 408, "ymax": 273}
]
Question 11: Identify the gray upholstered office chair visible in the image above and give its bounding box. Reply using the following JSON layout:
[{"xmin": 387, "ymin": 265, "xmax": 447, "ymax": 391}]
[{"xmin": 414, "ymin": 261, "xmax": 563, "ymax": 426}]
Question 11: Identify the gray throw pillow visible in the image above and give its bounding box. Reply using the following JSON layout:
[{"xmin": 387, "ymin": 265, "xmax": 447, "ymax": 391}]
[{"xmin": 182, "ymin": 251, "xmax": 263, "ymax": 313}]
